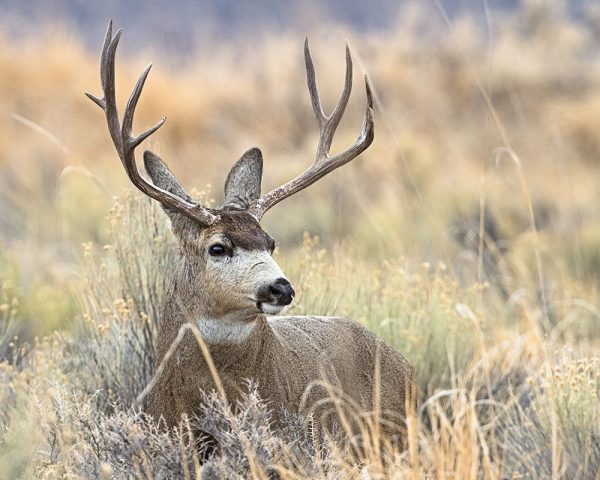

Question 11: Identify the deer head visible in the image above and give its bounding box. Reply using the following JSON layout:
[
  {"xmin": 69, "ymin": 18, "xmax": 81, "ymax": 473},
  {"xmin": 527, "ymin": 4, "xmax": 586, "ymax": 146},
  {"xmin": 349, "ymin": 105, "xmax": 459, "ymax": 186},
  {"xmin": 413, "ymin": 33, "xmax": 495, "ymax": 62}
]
[{"xmin": 86, "ymin": 21, "xmax": 374, "ymax": 329}]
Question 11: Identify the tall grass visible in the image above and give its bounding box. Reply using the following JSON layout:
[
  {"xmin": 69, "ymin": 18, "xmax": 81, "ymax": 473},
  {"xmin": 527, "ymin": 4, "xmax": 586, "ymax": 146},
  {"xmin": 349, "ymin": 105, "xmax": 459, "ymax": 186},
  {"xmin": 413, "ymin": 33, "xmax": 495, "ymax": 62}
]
[
  {"xmin": 0, "ymin": 194, "xmax": 597, "ymax": 478},
  {"xmin": 0, "ymin": 0, "xmax": 599, "ymax": 477}
]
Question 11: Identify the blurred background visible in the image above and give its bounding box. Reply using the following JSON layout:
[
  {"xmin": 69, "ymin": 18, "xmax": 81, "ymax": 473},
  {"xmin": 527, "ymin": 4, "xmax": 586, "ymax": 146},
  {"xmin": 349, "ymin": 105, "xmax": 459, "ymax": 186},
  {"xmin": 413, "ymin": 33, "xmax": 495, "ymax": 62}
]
[{"xmin": 0, "ymin": 0, "xmax": 599, "ymax": 340}]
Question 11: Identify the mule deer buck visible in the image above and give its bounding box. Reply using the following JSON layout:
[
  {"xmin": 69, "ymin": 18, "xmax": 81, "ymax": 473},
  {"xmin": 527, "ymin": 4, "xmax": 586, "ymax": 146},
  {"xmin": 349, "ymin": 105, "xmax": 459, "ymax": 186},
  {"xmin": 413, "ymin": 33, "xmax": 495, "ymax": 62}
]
[{"xmin": 87, "ymin": 22, "xmax": 414, "ymax": 446}]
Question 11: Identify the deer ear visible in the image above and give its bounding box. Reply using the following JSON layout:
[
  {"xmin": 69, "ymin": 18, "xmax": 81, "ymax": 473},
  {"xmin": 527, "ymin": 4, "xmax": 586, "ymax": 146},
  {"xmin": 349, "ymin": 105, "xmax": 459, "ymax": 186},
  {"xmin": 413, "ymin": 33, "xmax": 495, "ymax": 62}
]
[
  {"xmin": 144, "ymin": 150, "xmax": 194, "ymax": 213},
  {"xmin": 144, "ymin": 150, "xmax": 193, "ymax": 203},
  {"xmin": 223, "ymin": 148, "xmax": 263, "ymax": 211}
]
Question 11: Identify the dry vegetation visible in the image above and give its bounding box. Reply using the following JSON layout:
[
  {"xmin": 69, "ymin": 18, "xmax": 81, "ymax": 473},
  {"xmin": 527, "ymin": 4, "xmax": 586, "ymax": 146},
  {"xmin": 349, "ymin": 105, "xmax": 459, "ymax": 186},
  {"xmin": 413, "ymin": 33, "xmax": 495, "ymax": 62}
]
[{"xmin": 1, "ymin": 1, "xmax": 599, "ymax": 478}]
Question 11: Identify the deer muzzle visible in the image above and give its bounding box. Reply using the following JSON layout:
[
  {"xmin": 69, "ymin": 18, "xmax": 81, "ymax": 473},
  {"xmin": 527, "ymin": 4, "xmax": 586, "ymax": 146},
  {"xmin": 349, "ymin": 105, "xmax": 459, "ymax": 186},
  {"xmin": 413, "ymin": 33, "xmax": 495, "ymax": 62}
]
[{"xmin": 256, "ymin": 277, "xmax": 295, "ymax": 314}]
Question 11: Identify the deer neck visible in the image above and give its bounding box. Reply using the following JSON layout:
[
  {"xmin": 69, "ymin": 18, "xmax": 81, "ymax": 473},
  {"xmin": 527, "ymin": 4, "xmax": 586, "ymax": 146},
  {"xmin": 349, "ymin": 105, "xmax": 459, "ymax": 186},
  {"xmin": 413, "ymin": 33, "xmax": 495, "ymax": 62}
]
[
  {"xmin": 201, "ymin": 316, "xmax": 276, "ymax": 372},
  {"xmin": 156, "ymin": 260, "xmax": 272, "ymax": 360},
  {"xmin": 196, "ymin": 316, "xmax": 259, "ymax": 345},
  {"xmin": 159, "ymin": 296, "xmax": 265, "ymax": 347}
]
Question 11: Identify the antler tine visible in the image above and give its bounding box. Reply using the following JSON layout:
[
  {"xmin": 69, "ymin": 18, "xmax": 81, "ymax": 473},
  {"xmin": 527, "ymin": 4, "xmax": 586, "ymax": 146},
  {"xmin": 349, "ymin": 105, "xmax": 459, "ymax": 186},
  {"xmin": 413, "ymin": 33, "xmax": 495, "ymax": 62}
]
[
  {"xmin": 330, "ymin": 74, "xmax": 374, "ymax": 163},
  {"xmin": 86, "ymin": 21, "xmax": 218, "ymax": 226},
  {"xmin": 123, "ymin": 63, "xmax": 168, "ymax": 149},
  {"xmin": 249, "ymin": 42, "xmax": 374, "ymax": 220},
  {"xmin": 85, "ymin": 20, "xmax": 113, "ymax": 109},
  {"xmin": 305, "ymin": 39, "xmax": 353, "ymax": 162},
  {"xmin": 304, "ymin": 38, "xmax": 326, "ymax": 128},
  {"xmin": 103, "ymin": 28, "xmax": 124, "ymax": 155}
]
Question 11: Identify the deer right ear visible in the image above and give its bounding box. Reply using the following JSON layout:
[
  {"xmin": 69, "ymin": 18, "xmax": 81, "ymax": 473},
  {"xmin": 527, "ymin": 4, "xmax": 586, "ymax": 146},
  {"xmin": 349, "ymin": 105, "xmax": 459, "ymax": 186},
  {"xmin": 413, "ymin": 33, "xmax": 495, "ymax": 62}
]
[
  {"xmin": 144, "ymin": 151, "xmax": 193, "ymax": 202},
  {"xmin": 144, "ymin": 151, "xmax": 194, "ymax": 213},
  {"xmin": 223, "ymin": 148, "xmax": 263, "ymax": 211}
]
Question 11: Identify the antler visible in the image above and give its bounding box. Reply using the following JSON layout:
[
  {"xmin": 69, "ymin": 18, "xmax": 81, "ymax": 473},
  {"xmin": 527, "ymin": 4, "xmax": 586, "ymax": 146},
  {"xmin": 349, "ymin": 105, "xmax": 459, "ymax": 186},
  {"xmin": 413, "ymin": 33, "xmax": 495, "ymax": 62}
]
[
  {"xmin": 249, "ymin": 39, "xmax": 374, "ymax": 220},
  {"xmin": 86, "ymin": 21, "xmax": 218, "ymax": 226}
]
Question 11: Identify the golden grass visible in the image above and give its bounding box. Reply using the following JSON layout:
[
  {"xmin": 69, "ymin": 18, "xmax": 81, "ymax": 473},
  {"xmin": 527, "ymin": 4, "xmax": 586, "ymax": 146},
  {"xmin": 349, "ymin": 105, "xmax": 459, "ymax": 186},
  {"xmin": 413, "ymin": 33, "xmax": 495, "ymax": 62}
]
[{"xmin": 1, "ymin": 1, "xmax": 599, "ymax": 478}]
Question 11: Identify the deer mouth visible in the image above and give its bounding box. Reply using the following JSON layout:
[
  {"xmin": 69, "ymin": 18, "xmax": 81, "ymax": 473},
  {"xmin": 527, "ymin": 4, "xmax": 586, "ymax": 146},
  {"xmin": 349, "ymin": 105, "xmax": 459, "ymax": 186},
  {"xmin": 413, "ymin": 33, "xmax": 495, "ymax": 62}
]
[{"xmin": 257, "ymin": 301, "xmax": 286, "ymax": 315}]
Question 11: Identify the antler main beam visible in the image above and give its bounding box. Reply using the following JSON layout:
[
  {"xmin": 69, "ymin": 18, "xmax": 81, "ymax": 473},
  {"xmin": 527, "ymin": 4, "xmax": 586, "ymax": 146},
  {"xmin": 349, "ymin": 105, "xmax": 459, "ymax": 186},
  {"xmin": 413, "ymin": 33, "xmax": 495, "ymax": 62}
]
[
  {"xmin": 86, "ymin": 21, "xmax": 218, "ymax": 226},
  {"xmin": 249, "ymin": 39, "xmax": 374, "ymax": 220}
]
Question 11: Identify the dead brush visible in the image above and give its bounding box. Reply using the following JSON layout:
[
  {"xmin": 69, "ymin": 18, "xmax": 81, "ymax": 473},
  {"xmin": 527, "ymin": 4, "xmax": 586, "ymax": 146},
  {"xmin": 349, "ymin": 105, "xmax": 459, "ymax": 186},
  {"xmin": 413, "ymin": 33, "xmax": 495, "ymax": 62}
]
[
  {"xmin": 501, "ymin": 354, "xmax": 600, "ymax": 479},
  {"xmin": 1, "ymin": 3, "xmax": 600, "ymax": 478},
  {"xmin": 0, "ymin": 193, "xmax": 598, "ymax": 479},
  {"xmin": 66, "ymin": 194, "xmax": 175, "ymax": 410}
]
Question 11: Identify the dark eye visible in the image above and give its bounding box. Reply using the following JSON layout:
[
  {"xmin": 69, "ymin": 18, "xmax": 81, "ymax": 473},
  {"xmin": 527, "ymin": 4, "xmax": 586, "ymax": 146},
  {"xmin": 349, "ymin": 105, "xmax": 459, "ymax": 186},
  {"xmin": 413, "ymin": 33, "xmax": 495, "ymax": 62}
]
[
  {"xmin": 209, "ymin": 244, "xmax": 227, "ymax": 256},
  {"xmin": 268, "ymin": 239, "xmax": 276, "ymax": 254}
]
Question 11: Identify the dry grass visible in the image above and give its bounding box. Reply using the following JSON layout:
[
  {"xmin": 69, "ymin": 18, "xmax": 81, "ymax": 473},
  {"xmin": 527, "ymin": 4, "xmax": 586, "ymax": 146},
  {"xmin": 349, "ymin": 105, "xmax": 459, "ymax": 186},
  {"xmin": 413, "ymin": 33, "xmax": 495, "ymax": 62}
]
[{"xmin": 1, "ymin": 1, "xmax": 599, "ymax": 478}]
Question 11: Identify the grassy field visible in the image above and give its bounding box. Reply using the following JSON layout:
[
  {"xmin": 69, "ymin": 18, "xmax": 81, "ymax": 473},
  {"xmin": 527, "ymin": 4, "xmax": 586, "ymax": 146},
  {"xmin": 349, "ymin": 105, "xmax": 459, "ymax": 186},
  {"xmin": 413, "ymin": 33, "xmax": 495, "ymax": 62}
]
[{"xmin": 1, "ymin": 2, "xmax": 599, "ymax": 478}]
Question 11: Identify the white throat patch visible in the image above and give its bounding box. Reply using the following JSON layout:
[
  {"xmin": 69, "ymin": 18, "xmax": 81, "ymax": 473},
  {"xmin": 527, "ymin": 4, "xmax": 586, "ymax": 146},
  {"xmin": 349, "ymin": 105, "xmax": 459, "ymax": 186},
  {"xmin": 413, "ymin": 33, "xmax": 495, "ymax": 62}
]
[{"xmin": 196, "ymin": 317, "xmax": 257, "ymax": 344}]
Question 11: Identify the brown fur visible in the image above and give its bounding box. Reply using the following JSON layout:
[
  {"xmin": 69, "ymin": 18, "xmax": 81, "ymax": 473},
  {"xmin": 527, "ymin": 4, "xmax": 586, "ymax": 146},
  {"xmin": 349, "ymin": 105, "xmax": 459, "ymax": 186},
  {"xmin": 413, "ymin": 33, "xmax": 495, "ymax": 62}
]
[
  {"xmin": 148, "ymin": 314, "xmax": 413, "ymax": 443},
  {"xmin": 146, "ymin": 209, "xmax": 414, "ymax": 445},
  {"xmin": 86, "ymin": 25, "xmax": 412, "ymax": 445}
]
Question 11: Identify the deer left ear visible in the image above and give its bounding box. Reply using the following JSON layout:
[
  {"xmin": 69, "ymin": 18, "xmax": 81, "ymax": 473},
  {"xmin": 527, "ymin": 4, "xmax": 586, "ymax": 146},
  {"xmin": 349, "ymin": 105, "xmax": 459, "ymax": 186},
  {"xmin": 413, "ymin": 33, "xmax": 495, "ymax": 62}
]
[{"xmin": 223, "ymin": 147, "xmax": 263, "ymax": 211}]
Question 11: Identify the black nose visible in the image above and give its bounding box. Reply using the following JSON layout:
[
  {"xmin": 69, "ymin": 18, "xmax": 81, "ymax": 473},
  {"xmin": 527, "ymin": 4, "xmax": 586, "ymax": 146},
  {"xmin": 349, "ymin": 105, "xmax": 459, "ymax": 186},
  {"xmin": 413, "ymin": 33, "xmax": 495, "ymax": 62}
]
[{"xmin": 268, "ymin": 278, "xmax": 295, "ymax": 306}]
